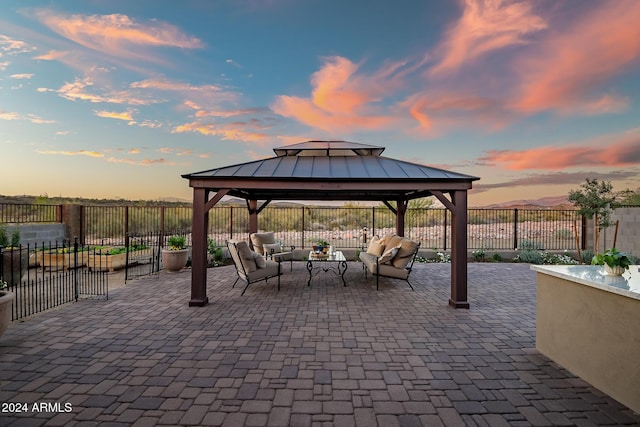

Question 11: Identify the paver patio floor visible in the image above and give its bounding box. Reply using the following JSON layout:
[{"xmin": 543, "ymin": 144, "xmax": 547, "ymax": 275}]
[{"xmin": 1, "ymin": 263, "xmax": 639, "ymax": 426}]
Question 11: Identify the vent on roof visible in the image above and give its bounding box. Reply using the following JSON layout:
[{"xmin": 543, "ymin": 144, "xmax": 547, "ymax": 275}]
[{"xmin": 273, "ymin": 140, "xmax": 385, "ymax": 157}]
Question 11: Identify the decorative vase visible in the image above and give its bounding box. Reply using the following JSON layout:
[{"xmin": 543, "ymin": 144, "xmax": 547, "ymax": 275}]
[
  {"xmin": 604, "ymin": 265, "xmax": 625, "ymax": 276},
  {"xmin": 1, "ymin": 248, "xmax": 28, "ymax": 286},
  {"xmin": 162, "ymin": 249, "xmax": 189, "ymax": 272},
  {"xmin": 0, "ymin": 291, "xmax": 14, "ymax": 337}
]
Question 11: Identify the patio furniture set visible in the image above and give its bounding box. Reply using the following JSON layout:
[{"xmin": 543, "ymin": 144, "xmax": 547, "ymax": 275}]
[{"xmin": 226, "ymin": 231, "xmax": 421, "ymax": 295}]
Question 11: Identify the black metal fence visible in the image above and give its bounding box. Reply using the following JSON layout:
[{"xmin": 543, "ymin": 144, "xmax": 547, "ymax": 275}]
[
  {"xmin": 0, "ymin": 203, "xmax": 60, "ymax": 223},
  {"xmin": 203, "ymin": 206, "xmax": 583, "ymax": 251},
  {"xmin": 1, "ymin": 240, "xmax": 108, "ymax": 322},
  {"xmin": 0, "ymin": 203, "xmax": 585, "ymax": 252}
]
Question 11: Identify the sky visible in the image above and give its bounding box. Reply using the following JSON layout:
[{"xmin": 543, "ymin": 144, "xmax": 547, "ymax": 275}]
[{"xmin": 1, "ymin": 0, "xmax": 639, "ymax": 207}]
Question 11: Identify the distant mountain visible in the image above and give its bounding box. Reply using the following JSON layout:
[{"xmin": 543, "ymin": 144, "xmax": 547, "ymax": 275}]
[
  {"xmin": 481, "ymin": 195, "xmax": 574, "ymax": 209},
  {"xmin": 157, "ymin": 197, "xmax": 190, "ymax": 203}
]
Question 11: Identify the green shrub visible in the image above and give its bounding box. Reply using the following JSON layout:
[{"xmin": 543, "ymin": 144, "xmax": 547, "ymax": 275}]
[
  {"xmin": 492, "ymin": 253, "xmax": 503, "ymax": 262},
  {"xmin": 518, "ymin": 239, "xmax": 544, "ymax": 250},
  {"xmin": 581, "ymin": 249, "xmax": 594, "ymax": 264},
  {"xmin": 516, "ymin": 250, "xmax": 543, "ymax": 264}
]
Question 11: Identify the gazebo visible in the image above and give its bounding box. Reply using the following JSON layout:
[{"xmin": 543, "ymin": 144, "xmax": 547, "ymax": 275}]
[{"xmin": 182, "ymin": 140, "xmax": 480, "ymax": 308}]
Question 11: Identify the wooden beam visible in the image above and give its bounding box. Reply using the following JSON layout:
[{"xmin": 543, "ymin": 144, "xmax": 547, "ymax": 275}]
[
  {"xmin": 187, "ymin": 178, "xmax": 473, "ymax": 192},
  {"xmin": 204, "ymin": 189, "xmax": 229, "ymax": 212},
  {"xmin": 382, "ymin": 200, "xmax": 397, "ymax": 214},
  {"xmin": 449, "ymin": 190, "xmax": 469, "ymax": 309},
  {"xmin": 256, "ymin": 199, "xmax": 272, "ymax": 214},
  {"xmin": 189, "ymin": 187, "xmax": 209, "ymax": 307},
  {"xmin": 431, "ymin": 190, "xmax": 454, "ymax": 212}
]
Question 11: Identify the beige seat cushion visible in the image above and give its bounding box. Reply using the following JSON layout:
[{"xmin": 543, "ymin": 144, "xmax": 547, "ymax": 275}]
[
  {"xmin": 236, "ymin": 241, "xmax": 257, "ymax": 273},
  {"xmin": 263, "ymin": 242, "xmax": 282, "ymax": 255}
]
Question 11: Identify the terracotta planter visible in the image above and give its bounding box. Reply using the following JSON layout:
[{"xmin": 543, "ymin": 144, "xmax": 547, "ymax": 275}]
[
  {"xmin": 2, "ymin": 248, "xmax": 29, "ymax": 286},
  {"xmin": 162, "ymin": 249, "xmax": 189, "ymax": 272},
  {"xmin": 0, "ymin": 291, "xmax": 14, "ymax": 337},
  {"xmin": 604, "ymin": 265, "xmax": 626, "ymax": 276}
]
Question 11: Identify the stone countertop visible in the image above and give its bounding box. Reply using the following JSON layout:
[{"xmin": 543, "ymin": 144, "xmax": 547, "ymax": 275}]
[{"xmin": 531, "ymin": 264, "xmax": 640, "ymax": 301}]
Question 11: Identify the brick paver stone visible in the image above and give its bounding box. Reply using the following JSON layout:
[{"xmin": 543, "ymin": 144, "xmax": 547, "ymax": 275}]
[{"xmin": 0, "ymin": 264, "xmax": 639, "ymax": 426}]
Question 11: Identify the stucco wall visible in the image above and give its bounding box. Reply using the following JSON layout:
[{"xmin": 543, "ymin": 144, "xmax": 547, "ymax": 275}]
[
  {"xmin": 585, "ymin": 206, "xmax": 640, "ymax": 256},
  {"xmin": 536, "ymin": 272, "xmax": 640, "ymax": 413}
]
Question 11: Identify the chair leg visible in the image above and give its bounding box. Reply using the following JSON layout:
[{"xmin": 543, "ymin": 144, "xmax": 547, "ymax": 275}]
[
  {"xmin": 406, "ymin": 279, "xmax": 414, "ymax": 291},
  {"xmin": 376, "ymin": 274, "xmax": 379, "ymax": 291},
  {"xmin": 232, "ymin": 277, "xmax": 240, "ymax": 288},
  {"xmin": 241, "ymin": 281, "xmax": 250, "ymax": 296}
]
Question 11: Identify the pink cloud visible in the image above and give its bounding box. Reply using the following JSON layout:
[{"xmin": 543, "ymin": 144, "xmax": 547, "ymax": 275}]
[
  {"xmin": 479, "ymin": 136, "xmax": 640, "ymax": 170},
  {"xmin": 271, "ymin": 56, "xmax": 409, "ymax": 133},
  {"xmin": 512, "ymin": 1, "xmax": 640, "ymax": 113},
  {"xmin": 57, "ymin": 77, "xmax": 154, "ymax": 105},
  {"xmin": 172, "ymin": 121, "xmax": 270, "ymax": 143},
  {"xmin": 34, "ymin": 10, "xmax": 203, "ymax": 62},
  {"xmin": 37, "ymin": 149, "xmax": 104, "ymax": 158},
  {"xmin": 429, "ymin": 0, "xmax": 546, "ymax": 76},
  {"xmin": 34, "ymin": 50, "xmax": 68, "ymax": 61},
  {"xmin": 94, "ymin": 109, "xmax": 135, "ymax": 121}
]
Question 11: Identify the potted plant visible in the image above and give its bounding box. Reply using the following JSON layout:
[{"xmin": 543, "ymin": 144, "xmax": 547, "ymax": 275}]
[
  {"xmin": 316, "ymin": 239, "xmax": 330, "ymax": 254},
  {"xmin": 0, "ymin": 226, "xmax": 28, "ymax": 286},
  {"xmin": 591, "ymin": 247, "xmax": 632, "ymax": 275},
  {"xmin": 0, "ymin": 280, "xmax": 13, "ymax": 337},
  {"xmin": 162, "ymin": 235, "xmax": 188, "ymax": 272}
]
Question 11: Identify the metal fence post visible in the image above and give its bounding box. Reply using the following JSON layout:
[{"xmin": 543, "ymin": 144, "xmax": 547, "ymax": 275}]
[
  {"xmin": 301, "ymin": 207, "xmax": 305, "ymax": 249},
  {"xmin": 443, "ymin": 209, "xmax": 448, "ymax": 251},
  {"xmin": 513, "ymin": 208, "xmax": 519, "ymax": 249},
  {"xmin": 73, "ymin": 237, "xmax": 79, "ymax": 302}
]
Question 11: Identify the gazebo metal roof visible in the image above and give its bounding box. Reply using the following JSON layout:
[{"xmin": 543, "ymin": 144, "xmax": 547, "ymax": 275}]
[
  {"xmin": 183, "ymin": 140, "xmax": 480, "ymax": 309},
  {"xmin": 183, "ymin": 140, "xmax": 479, "ymax": 201}
]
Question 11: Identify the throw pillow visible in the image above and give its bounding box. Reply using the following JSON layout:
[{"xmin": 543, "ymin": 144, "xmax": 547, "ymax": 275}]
[
  {"xmin": 385, "ymin": 235, "xmax": 404, "ymax": 250},
  {"xmin": 263, "ymin": 242, "xmax": 282, "ymax": 256},
  {"xmin": 378, "ymin": 233, "xmax": 395, "ymax": 247},
  {"xmin": 254, "ymin": 252, "xmax": 266, "ymax": 268},
  {"xmin": 395, "ymin": 238, "xmax": 418, "ymax": 259},
  {"xmin": 367, "ymin": 242, "xmax": 385, "ymax": 257},
  {"xmin": 378, "ymin": 245, "xmax": 400, "ymax": 264},
  {"xmin": 366, "ymin": 237, "xmax": 385, "ymax": 256}
]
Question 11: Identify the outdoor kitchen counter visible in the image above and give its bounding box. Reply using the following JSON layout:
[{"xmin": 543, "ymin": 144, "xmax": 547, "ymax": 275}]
[{"xmin": 531, "ymin": 264, "xmax": 640, "ymax": 414}]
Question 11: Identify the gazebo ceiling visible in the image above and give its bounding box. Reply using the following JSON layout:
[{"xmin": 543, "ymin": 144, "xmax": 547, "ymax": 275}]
[{"xmin": 182, "ymin": 140, "xmax": 479, "ymax": 202}]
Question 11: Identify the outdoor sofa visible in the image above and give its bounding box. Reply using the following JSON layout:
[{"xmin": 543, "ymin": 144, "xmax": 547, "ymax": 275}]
[{"xmin": 359, "ymin": 234, "xmax": 420, "ymax": 290}]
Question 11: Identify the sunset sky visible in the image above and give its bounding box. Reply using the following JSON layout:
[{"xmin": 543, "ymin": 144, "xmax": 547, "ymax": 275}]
[{"xmin": 1, "ymin": 0, "xmax": 639, "ymax": 206}]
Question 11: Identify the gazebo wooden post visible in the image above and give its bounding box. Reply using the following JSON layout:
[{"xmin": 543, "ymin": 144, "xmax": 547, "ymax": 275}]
[
  {"xmin": 189, "ymin": 187, "xmax": 209, "ymax": 307},
  {"xmin": 396, "ymin": 198, "xmax": 407, "ymax": 237},
  {"xmin": 248, "ymin": 199, "xmax": 258, "ymax": 235},
  {"xmin": 449, "ymin": 190, "xmax": 470, "ymax": 308}
]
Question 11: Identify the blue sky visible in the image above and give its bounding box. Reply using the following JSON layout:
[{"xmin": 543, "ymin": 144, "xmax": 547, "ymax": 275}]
[{"xmin": 1, "ymin": 0, "xmax": 639, "ymax": 205}]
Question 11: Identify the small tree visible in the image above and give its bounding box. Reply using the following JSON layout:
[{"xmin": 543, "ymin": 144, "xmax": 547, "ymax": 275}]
[{"xmin": 568, "ymin": 178, "xmax": 616, "ymax": 255}]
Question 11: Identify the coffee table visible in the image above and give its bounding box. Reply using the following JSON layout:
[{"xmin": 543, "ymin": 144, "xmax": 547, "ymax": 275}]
[{"xmin": 306, "ymin": 251, "xmax": 348, "ymax": 287}]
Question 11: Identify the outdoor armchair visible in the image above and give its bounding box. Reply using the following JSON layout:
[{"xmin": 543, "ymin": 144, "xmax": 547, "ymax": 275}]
[
  {"xmin": 250, "ymin": 232, "xmax": 295, "ymax": 271},
  {"xmin": 227, "ymin": 240, "xmax": 282, "ymax": 295}
]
